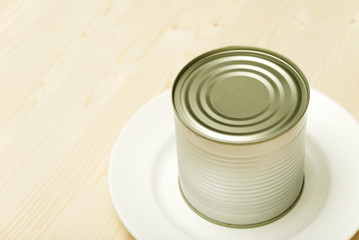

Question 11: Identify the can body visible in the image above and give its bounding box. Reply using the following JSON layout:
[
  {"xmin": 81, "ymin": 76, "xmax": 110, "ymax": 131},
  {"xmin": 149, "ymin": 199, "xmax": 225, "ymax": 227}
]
[
  {"xmin": 175, "ymin": 115, "xmax": 306, "ymax": 226},
  {"xmin": 172, "ymin": 47, "xmax": 310, "ymax": 227}
]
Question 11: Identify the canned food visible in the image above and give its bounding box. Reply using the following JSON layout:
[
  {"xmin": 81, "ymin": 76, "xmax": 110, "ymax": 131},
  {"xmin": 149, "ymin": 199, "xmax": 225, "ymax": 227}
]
[{"xmin": 172, "ymin": 47, "xmax": 310, "ymax": 227}]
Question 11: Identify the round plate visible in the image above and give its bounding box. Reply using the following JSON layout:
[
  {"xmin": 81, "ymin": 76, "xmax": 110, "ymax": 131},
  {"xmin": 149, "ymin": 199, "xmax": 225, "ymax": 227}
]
[{"xmin": 108, "ymin": 89, "xmax": 359, "ymax": 240}]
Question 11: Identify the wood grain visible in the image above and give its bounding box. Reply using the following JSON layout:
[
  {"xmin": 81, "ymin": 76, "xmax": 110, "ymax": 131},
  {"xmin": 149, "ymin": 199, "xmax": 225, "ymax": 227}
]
[{"xmin": 0, "ymin": 0, "xmax": 358, "ymax": 239}]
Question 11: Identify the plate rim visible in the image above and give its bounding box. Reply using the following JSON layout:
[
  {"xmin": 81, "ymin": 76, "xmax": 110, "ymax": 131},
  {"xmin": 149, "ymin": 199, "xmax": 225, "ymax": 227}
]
[{"xmin": 108, "ymin": 88, "xmax": 359, "ymax": 240}]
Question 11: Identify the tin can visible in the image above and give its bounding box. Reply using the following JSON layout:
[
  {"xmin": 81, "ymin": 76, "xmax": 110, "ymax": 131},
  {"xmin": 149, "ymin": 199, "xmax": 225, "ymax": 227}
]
[{"xmin": 172, "ymin": 47, "xmax": 310, "ymax": 227}]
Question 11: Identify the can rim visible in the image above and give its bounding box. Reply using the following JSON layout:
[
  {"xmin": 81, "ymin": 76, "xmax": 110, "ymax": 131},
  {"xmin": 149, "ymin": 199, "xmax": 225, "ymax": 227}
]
[
  {"xmin": 178, "ymin": 176, "xmax": 305, "ymax": 228},
  {"xmin": 172, "ymin": 46, "xmax": 310, "ymax": 145}
]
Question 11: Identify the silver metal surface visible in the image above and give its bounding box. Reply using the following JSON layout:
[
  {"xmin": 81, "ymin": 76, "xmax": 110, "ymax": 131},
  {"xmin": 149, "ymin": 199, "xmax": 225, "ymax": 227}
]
[
  {"xmin": 172, "ymin": 46, "xmax": 309, "ymax": 227},
  {"xmin": 172, "ymin": 46, "xmax": 309, "ymax": 144}
]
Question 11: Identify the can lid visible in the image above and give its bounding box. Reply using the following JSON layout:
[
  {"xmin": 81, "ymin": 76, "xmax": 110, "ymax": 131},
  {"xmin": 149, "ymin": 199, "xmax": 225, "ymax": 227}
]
[{"xmin": 172, "ymin": 47, "xmax": 310, "ymax": 144}]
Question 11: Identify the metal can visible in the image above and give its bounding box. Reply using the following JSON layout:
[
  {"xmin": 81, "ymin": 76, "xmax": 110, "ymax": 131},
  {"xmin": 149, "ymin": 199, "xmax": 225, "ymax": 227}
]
[{"xmin": 172, "ymin": 46, "xmax": 310, "ymax": 227}]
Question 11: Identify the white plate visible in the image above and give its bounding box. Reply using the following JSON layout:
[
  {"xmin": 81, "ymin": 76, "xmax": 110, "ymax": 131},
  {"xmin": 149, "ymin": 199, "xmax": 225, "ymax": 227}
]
[{"xmin": 108, "ymin": 89, "xmax": 359, "ymax": 240}]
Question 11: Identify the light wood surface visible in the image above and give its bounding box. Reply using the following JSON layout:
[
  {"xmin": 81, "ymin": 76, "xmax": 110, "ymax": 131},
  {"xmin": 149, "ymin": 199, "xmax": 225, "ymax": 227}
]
[{"xmin": 0, "ymin": 0, "xmax": 358, "ymax": 239}]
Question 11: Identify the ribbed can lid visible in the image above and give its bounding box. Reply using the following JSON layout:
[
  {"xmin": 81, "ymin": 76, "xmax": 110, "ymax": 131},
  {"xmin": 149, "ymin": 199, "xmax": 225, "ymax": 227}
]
[{"xmin": 172, "ymin": 47, "xmax": 310, "ymax": 144}]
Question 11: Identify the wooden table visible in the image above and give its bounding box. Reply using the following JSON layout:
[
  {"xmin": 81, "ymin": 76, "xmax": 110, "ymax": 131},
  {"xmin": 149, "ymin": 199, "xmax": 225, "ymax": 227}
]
[{"xmin": 0, "ymin": 0, "xmax": 358, "ymax": 239}]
